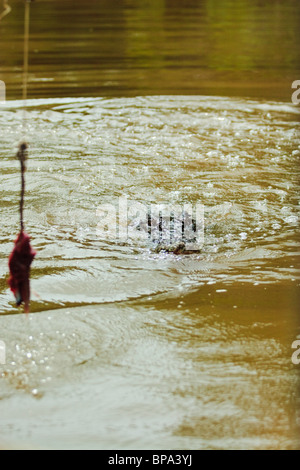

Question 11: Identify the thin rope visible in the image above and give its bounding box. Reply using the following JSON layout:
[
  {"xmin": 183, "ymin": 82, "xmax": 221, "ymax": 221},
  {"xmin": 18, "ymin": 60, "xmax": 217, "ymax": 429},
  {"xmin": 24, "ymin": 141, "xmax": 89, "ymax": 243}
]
[
  {"xmin": 0, "ymin": 0, "xmax": 11, "ymax": 21},
  {"xmin": 23, "ymin": 0, "xmax": 30, "ymax": 102},
  {"xmin": 17, "ymin": 143, "xmax": 28, "ymax": 232},
  {"xmin": 22, "ymin": 0, "xmax": 31, "ymax": 129},
  {"xmin": 18, "ymin": 0, "xmax": 31, "ymax": 232}
]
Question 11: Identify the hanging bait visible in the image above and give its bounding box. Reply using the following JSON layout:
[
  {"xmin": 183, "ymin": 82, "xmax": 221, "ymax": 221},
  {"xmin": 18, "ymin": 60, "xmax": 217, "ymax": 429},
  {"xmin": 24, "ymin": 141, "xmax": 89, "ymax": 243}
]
[
  {"xmin": 8, "ymin": 231, "xmax": 36, "ymax": 314},
  {"xmin": 8, "ymin": 142, "xmax": 36, "ymax": 313}
]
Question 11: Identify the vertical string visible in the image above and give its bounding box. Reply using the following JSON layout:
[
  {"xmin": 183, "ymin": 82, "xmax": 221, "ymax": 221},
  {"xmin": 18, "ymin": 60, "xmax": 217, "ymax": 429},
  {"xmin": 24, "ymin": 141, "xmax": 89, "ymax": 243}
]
[
  {"xmin": 18, "ymin": 1, "xmax": 31, "ymax": 232},
  {"xmin": 22, "ymin": 0, "xmax": 31, "ymax": 131},
  {"xmin": 18, "ymin": 143, "xmax": 27, "ymax": 233}
]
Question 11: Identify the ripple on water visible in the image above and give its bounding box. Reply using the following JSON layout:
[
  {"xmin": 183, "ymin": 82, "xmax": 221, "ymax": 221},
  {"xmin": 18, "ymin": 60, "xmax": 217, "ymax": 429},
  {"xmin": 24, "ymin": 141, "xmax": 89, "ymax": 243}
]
[{"xmin": 0, "ymin": 96, "xmax": 299, "ymax": 449}]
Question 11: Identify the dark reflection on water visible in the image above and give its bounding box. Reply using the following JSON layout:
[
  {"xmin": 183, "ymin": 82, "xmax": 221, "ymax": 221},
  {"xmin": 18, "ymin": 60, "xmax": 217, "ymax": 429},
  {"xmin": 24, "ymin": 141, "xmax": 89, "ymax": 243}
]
[{"xmin": 0, "ymin": 0, "xmax": 299, "ymax": 100}]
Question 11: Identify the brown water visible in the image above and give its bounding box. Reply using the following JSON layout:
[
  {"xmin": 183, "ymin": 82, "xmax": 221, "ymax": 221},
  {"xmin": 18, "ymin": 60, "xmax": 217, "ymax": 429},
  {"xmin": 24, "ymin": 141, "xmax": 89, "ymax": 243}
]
[
  {"xmin": 1, "ymin": 0, "xmax": 300, "ymax": 100},
  {"xmin": 0, "ymin": 0, "xmax": 300, "ymax": 451}
]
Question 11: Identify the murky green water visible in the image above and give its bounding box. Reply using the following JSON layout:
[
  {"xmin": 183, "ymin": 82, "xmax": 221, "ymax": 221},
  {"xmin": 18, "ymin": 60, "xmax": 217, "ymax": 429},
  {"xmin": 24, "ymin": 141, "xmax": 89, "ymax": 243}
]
[
  {"xmin": 1, "ymin": 0, "xmax": 300, "ymax": 100},
  {"xmin": 0, "ymin": 0, "xmax": 299, "ymax": 451}
]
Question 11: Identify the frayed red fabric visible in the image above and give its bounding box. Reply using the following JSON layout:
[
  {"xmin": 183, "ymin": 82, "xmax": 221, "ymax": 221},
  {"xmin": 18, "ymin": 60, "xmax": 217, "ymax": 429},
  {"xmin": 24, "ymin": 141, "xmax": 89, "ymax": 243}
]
[{"xmin": 8, "ymin": 231, "xmax": 36, "ymax": 313}]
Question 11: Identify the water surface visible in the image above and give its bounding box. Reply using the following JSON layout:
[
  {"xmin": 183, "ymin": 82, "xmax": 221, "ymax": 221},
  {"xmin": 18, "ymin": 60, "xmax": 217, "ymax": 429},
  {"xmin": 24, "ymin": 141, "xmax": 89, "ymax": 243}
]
[
  {"xmin": 0, "ymin": 0, "xmax": 299, "ymax": 100},
  {"xmin": 0, "ymin": 0, "xmax": 300, "ymax": 451},
  {"xmin": 0, "ymin": 95, "xmax": 299, "ymax": 450}
]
